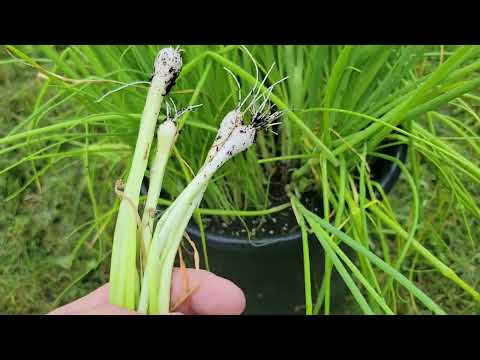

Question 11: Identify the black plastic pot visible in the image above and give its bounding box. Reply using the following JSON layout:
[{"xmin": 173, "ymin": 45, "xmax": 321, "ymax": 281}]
[{"xmin": 143, "ymin": 143, "xmax": 408, "ymax": 314}]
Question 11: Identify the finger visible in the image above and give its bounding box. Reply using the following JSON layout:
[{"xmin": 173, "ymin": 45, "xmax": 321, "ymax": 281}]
[
  {"xmin": 80, "ymin": 303, "xmax": 139, "ymax": 315},
  {"xmin": 49, "ymin": 286, "xmax": 181, "ymax": 315},
  {"xmin": 170, "ymin": 268, "xmax": 246, "ymax": 315},
  {"xmin": 49, "ymin": 269, "xmax": 246, "ymax": 315},
  {"xmin": 48, "ymin": 284, "xmax": 110, "ymax": 315}
]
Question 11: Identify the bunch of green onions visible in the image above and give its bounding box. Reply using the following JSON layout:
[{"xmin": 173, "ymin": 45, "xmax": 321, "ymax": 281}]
[{"xmin": 109, "ymin": 47, "xmax": 285, "ymax": 314}]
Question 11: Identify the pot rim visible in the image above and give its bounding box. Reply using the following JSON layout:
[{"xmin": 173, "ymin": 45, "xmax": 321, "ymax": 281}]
[
  {"xmin": 186, "ymin": 143, "xmax": 408, "ymax": 247},
  {"xmin": 143, "ymin": 143, "xmax": 408, "ymax": 248}
]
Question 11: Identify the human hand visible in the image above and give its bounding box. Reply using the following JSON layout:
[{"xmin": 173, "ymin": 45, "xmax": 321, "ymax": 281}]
[{"xmin": 49, "ymin": 268, "xmax": 246, "ymax": 315}]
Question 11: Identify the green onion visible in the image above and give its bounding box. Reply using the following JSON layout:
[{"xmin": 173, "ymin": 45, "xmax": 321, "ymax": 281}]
[{"xmin": 109, "ymin": 48, "xmax": 182, "ymax": 310}]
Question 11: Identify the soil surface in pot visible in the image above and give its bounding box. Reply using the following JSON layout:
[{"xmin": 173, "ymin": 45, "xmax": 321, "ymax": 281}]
[{"xmin": 192, "ymin": 165, "xmax": 321, "ymax": 241}]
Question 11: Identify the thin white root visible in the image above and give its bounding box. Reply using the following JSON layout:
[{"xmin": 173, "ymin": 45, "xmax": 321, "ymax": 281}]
[{"xmin": 94, "ymin": 81, "xmax": 151, "ymax": 103}]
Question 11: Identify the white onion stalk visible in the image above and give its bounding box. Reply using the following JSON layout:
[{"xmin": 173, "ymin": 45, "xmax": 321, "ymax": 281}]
[
  {"xmin": 109, "ymin": 48, "xmax": 182, "ymax": 310},
  {"xmin": 141, "ymin": 103, "xmax": 203, "ymax": 256},
  {"xmin": 138, "ymin": 90, "xmax": 286, "ymax": 314},
  {"xmin": 140, "ymin": 119, "xmax": 176, "ymax": 254}
]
